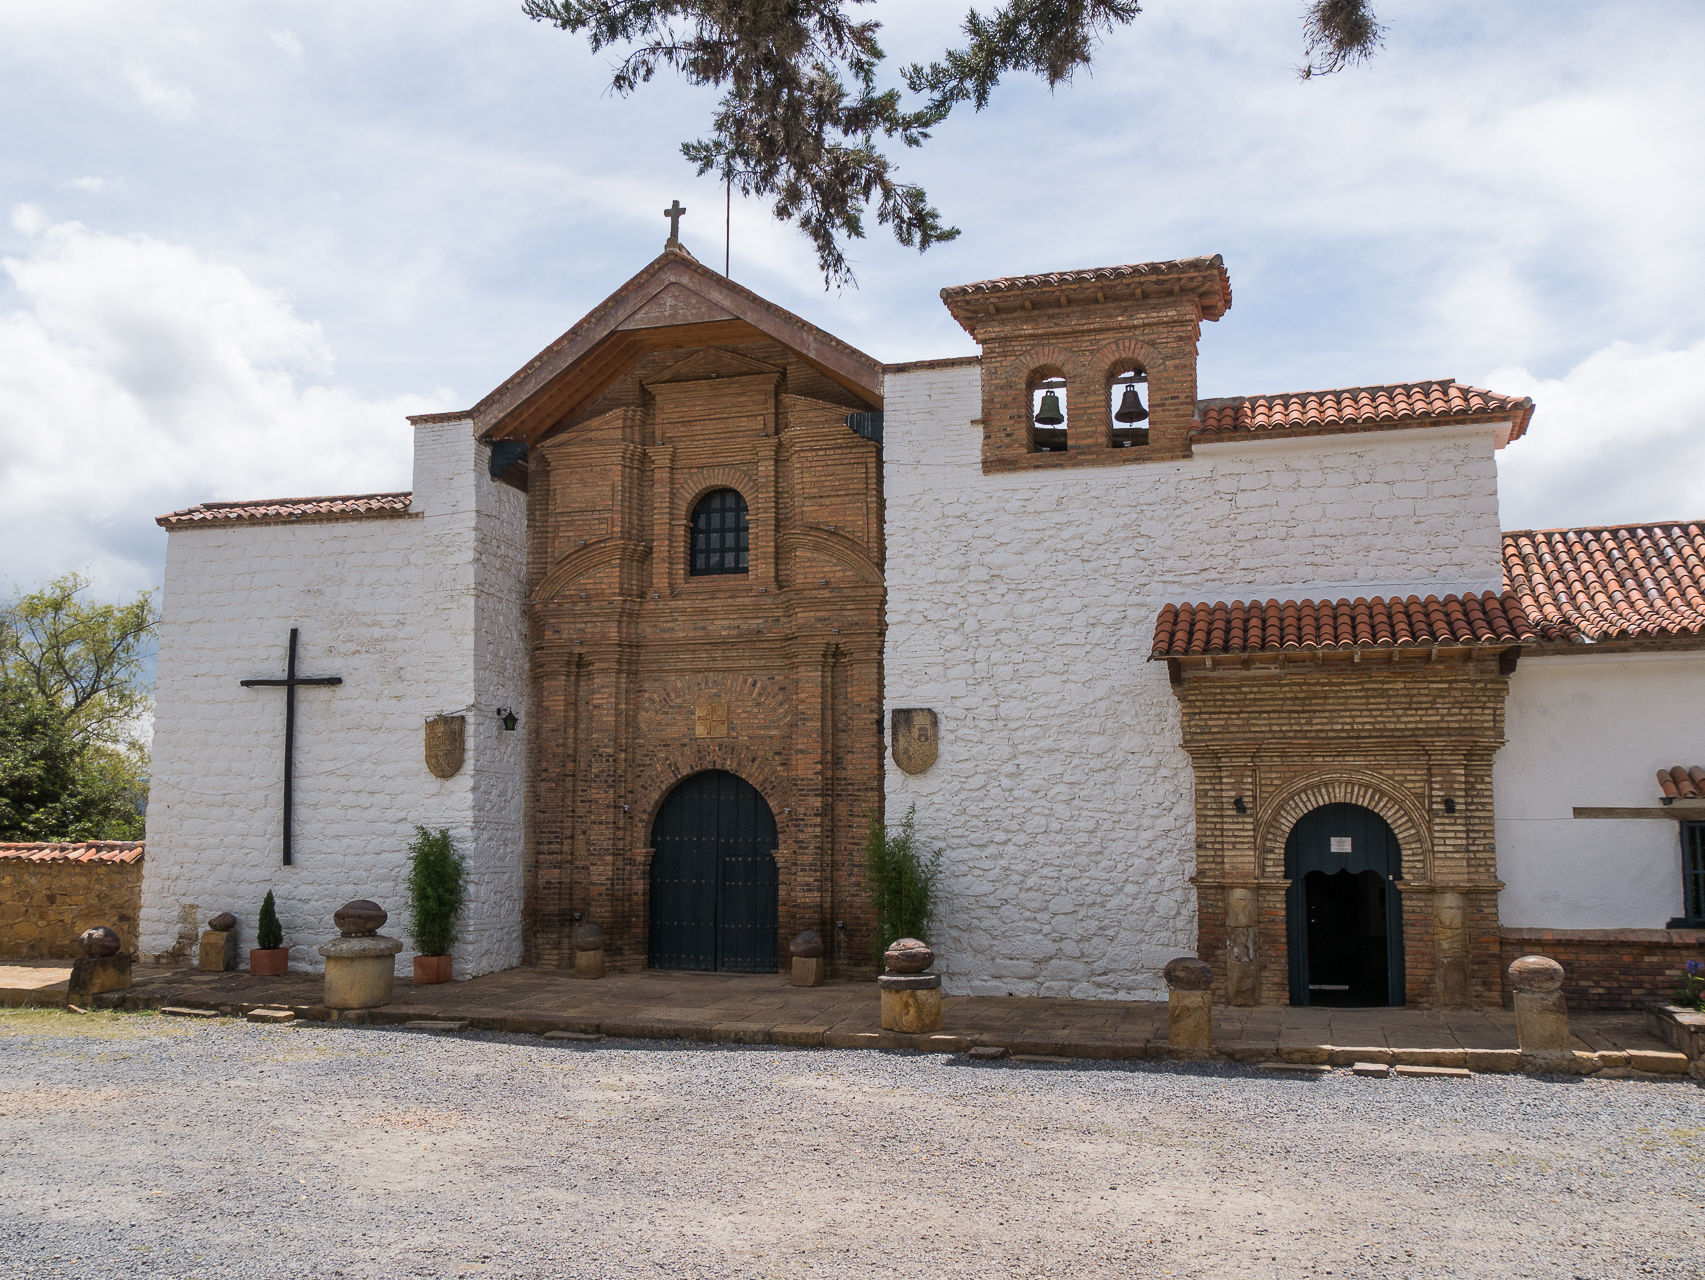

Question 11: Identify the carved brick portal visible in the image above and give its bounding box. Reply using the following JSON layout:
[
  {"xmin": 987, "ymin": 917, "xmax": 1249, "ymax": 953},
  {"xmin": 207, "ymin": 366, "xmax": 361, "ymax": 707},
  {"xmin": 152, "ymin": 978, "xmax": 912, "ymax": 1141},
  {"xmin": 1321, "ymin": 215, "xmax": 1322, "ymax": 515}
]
[
  {"xmin": 1172, "ymin": 650, "xmax": 1510, "ymax": 1010},
  {"xmin": 521, "ymin": 339, "xmax": 884, "ymax": 977}
]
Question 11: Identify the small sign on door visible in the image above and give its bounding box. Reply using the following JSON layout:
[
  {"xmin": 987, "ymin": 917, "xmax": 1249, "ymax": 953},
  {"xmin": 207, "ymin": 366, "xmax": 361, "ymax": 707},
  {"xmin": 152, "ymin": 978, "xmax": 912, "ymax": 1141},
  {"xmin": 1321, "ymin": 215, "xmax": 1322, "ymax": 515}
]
[{"xmin": 1330, "ymin": 836, "xmax": 1353, "ymax": 853}]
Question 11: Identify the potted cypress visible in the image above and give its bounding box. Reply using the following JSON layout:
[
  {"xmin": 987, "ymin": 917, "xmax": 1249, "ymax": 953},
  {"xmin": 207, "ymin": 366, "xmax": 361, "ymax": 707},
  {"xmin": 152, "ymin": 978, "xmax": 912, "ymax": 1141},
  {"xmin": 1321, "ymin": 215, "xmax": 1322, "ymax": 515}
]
[
  {"xmin": 406, "ymin": 826, "xmax": 465, "ymax": 984},
  {"xmin": 250, "ymin": 890, "xmax": 289, "ymax": 975}
]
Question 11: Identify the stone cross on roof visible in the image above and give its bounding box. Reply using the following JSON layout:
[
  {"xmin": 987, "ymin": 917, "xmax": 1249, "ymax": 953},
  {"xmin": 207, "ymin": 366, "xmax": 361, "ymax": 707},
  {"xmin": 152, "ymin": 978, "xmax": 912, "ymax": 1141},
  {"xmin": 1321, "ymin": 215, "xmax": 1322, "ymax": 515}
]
[{"xmin": 664, "ymin": 199, "xmax": 686, "ymax": 248}]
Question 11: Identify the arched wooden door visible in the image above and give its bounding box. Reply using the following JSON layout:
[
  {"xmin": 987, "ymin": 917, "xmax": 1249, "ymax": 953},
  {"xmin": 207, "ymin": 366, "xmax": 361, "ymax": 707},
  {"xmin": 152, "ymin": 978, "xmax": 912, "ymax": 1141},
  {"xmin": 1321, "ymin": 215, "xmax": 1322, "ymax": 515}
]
[
  {"xmin": 1285, "ymin": 803, "xmax": 1406, "ymax": 1006},
  {"xmin": 648, "ymin": 770, "xmax": 779, "ymax": 973}
]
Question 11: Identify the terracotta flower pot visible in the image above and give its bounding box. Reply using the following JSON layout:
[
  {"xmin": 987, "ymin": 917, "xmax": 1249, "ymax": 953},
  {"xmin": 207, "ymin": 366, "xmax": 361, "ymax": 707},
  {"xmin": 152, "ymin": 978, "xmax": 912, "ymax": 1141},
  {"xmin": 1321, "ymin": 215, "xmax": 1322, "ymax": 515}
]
[
  {"xmin": 249, "ymin": 947, "xmax": 289, "ymax": 976},
  {"xmin": 413, "ymin": 954, "xmax": 452, "ymax": 984}
]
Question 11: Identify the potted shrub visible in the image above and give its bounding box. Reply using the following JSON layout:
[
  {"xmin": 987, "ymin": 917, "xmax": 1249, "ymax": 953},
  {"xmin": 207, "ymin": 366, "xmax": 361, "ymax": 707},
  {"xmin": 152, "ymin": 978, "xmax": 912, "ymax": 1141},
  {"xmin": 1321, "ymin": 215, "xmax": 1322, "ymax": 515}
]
[
  {"xmin": 864, "ymin": 803, "xmax": 944, "ymax": 958},
  {"xmin": 250, "ymin": 890, "xmax": 289, "ymax": 975},
  {"xmin": 406, "ymin": 825, "xmax": 465, "ymax": 984}
]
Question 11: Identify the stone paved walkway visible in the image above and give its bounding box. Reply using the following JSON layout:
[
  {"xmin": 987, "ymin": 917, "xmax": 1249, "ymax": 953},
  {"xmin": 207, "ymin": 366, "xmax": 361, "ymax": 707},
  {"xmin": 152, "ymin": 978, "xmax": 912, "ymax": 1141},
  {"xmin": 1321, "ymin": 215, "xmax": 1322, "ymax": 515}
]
[{"xmin": 2, "ymin": 959, "xmax": 1688, "ymax": 1074}]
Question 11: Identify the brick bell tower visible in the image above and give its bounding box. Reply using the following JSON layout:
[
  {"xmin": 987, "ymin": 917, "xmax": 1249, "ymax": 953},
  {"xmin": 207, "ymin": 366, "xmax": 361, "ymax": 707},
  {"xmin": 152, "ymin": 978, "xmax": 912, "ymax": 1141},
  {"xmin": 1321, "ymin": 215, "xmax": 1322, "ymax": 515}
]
[
  {"xmin": 938, "ymin": 255, "xmax": 1232, "ymax": 472},
  {"xmin": 467, "ymin": 242, "xmax": 887, "ymax": 977}
]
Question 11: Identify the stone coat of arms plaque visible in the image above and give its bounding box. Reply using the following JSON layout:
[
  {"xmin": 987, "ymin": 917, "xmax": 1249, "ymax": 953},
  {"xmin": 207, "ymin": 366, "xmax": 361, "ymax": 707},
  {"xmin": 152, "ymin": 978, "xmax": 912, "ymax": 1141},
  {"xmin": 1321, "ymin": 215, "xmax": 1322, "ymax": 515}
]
[
  {"xmin": 891, "ymin": 708, "xmax": 938, "ymax": 775},
  {"xmin": 424, "ymin": 714, "xmax": 466, "ymax": 779}
]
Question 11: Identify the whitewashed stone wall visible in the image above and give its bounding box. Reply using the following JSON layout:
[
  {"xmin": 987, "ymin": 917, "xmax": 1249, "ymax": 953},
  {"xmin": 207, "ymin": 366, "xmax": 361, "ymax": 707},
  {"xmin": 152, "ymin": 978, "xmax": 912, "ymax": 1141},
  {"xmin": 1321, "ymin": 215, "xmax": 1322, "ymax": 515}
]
[
  {"xmin": 140, "ymin": 418, "xmax": 527, "ymax": 976},
  {"xmin": 1495, "ymin": 650, "xmax": 1705, "ymax": 928},
  {"xmin": 883, "ymin": 362, "xmax": 1507, "ymax": 999}
]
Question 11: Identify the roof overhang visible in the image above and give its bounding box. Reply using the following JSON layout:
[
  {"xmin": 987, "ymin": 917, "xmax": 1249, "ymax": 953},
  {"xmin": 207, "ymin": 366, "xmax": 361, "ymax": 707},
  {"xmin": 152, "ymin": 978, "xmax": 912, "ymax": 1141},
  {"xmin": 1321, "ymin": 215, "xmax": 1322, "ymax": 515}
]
[{"xmin": 463, "ymin": 250, "xmax": 882, "ymax": 448}]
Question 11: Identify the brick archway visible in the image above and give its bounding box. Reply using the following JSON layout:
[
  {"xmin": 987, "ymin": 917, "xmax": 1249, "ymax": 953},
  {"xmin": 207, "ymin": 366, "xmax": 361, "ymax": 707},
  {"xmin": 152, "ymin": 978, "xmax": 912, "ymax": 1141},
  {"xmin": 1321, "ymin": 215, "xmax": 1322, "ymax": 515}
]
[{"xmin": 1256, "ymin": 771, "xmax": 1432, "ymax": 883}]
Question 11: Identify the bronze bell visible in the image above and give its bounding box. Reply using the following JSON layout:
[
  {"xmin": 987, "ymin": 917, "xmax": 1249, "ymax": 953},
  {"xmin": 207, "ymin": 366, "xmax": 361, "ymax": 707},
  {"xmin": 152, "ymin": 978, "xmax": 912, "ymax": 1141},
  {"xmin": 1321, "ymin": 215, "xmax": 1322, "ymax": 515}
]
[
  {"xmin": 1114, "ymin": 383, "xmax": 1149, "ymax": 423},
  {"xmin": 1033, "ymin": 389, "xmax": 1065, "ymax": 425}
]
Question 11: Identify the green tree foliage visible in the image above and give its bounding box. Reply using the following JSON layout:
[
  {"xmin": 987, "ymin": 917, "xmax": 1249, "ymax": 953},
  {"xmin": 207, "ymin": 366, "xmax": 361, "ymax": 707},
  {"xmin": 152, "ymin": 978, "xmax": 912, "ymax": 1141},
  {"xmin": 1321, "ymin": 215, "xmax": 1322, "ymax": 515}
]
[
  {"xmin": 256, "ymin": 890, "xmax": 284, "ymax": 950},
  {"xmin": 406, "ymin": 826, "xmax": 467, "ymax": 957},
  {"xmin": 863, "ymin": 803, "xmax": 943, "ymax": 955},
  {"xmin": 524, "ymin": 0, "xmax": 1384, "ymax": 287},
  {"xmin": 1, "ymin": 572, "xmax": 159, "ymax": 746},
  {"xmin": 0, "ymin": 575, "xmax": 156, "ymax": 841},
  {"xmin": 0, "ymin": 681, "xmax": 147, "ymax": 841}
]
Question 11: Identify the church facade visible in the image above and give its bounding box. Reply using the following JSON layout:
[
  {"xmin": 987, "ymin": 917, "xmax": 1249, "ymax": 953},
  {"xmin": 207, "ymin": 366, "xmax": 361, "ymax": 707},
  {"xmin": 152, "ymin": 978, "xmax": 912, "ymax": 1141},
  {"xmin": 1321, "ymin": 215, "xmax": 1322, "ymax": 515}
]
[{"xmin": 139, "ymin": 245, "xmax": 1705, "ymax": 1009}]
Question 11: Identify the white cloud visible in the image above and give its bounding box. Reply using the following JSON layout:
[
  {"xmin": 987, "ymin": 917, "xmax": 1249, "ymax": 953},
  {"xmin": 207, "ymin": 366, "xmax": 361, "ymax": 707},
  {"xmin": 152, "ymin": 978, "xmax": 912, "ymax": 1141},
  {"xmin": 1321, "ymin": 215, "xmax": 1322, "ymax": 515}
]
[
  {"xmin": 0, "ymin": 218, "xmax": 454, "ymax": 597},
  {"xmin": 68, "ymin": 176, "xmax": 109, "ymax": 193},
  {"xmin": 1493, "ymin": 338, "xmax": 1705, "ymax": 531},
  {"xmin": 11, "ymin": 204, "xmax": 47, "ymax": 235},
  {"xmin": 267, "ymin": 29, "xmax": 303, "ymax": 58},
  {"xmin": 122, "ymin": 59, "xmax": 195, "ymax": 121}
]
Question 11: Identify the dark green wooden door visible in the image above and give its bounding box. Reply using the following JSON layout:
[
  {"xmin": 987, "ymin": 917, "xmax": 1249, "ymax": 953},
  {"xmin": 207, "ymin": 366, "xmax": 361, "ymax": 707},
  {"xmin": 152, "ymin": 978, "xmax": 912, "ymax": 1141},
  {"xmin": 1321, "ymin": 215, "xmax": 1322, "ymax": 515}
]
[
  {"xmin": 1285, "ymin": 803, "xmax": 1406, "ymax": 1007},
  {"xmin": 648, "ymin": 770, "xmax": 779, "ymax": 973}
]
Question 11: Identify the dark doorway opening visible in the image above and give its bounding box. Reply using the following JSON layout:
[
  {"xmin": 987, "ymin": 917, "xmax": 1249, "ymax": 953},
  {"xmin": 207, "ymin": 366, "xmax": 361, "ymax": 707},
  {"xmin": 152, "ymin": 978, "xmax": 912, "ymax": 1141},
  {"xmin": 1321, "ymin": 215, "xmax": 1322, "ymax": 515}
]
[
  {"xmin": 1286, "ymin": 803, "xmax": 1406, "ymax": 1006},
  {"xmin": 648, "ymin": 770, "xmax": 778, "ymax": 973}
]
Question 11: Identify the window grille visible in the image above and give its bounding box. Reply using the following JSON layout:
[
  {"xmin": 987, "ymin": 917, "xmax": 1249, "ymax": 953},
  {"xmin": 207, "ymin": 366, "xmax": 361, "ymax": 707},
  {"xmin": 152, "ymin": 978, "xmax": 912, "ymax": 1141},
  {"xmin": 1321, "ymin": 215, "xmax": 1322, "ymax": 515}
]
[
  {"xmin": 690, "ymin": 489, "xmax": 749, "ymax": 576},
  {"xmin": 1684, "ymin": 822, "xmax": 1705, "ymax": 926}
]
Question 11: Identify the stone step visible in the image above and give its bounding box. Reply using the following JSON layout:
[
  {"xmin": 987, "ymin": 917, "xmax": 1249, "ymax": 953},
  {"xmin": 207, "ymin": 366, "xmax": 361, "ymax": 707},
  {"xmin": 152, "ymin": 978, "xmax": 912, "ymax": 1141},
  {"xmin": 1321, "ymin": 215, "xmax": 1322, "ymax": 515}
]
[
  {"xmin": 1393, "ymin": 1065, "xmax": 1472, "ymax": 1079},
  {"xmin": 246, "ymin": 1008, "xmax": 296, "ymax": 1024},
  {"xmin": 404, "ymin": 1020, "xmax": 469, "ymax": 1032},
  {"xmin": 544, "ymin": 1030, "xmax": 605, "ymax": 1042},
  {"xmin": 161, "ymin": 1007, "xmax": 220, "ymax": 1019}
]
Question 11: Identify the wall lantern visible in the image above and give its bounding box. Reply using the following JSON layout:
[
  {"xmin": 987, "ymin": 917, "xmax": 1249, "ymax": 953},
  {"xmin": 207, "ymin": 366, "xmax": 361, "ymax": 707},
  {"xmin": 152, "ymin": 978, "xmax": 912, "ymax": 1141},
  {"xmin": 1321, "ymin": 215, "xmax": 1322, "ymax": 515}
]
[
  {"xmin": 1443, "ymin": 796, "xmax": 1456, "ymax": 814},
  {"xmin": 498, "ymin": 708, "xmax": 519, "ymax": 731},
  {"xmin": 1233, "ymin": 796, "xmax": 1248, "ymax": 814}
]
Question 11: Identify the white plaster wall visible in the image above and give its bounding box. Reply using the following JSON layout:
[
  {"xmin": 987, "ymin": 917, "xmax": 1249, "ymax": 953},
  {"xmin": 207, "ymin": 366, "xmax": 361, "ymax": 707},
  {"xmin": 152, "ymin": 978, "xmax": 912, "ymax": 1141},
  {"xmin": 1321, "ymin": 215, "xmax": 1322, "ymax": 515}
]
[
  {"xmin": 140, "ymin": 418, "xmax": 527, "ymax": 976},
  {"xmin": 1494, "ymin": 650, "xmax": 1704, "ymax": 927},
  {"xmin": 882, "ymin": 364, "xmax": 1505, "ymax": 999}
]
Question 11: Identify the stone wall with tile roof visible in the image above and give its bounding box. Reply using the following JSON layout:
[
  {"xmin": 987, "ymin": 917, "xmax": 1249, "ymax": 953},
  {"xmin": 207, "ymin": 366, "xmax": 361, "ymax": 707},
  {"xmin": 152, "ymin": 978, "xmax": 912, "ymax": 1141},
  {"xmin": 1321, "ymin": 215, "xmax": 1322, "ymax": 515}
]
[
  {"xmin": 142, "ymin": 417, "xmax": 526, "ymax": 977},
  {"xmin": 1, "ymin": 844, "xmax": 144, "ymax": 959},
  {"xmin": 157, "ymin": 493, "xmax": 413, "ymax": 529},
  {"xmin": 882, "ymin": 354, "xmax": 1508, "ymax": 1001},
  {"xmin": 1196, "ymin": 380, "xmax": 1534, "ymax": 445}
]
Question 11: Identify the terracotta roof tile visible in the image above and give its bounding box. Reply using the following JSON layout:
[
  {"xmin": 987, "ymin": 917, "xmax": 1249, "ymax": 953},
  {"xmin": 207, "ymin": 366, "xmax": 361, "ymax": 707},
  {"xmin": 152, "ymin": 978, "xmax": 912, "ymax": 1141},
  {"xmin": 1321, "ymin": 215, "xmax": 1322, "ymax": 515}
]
[
  {"xmin": 941, "ymin": 255, "xmax": 1228, "ymax": 298},
  {"xmin": 0, "ymin": 840, "xmax": 144, "ymax": 864},
  {"xmin": 1149, "ymin": 592, "xmax": 1536, "ymax": 658},
  {"xmin": 1501, "ymin": 522, "xmax": 1705, "ymax": 643},
  {"xmin": 1657, "ymin": 766, "xmax": 1705, "ymax": 801},
  {"xmin": 1195, "ymin": 379, "xmax": 1534, "ymax": 443},
  {"xmin": 157, "ymin": 492, "xmax": 412, "ymax": 529}
]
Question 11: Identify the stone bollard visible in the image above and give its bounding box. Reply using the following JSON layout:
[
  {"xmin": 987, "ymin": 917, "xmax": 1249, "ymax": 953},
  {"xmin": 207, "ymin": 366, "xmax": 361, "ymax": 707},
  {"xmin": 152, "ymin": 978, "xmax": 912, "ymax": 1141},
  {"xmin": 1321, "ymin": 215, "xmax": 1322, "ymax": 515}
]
[
  {"xmin": 198, "ymin": 912, "xmax": 239, "ymax": 972},
  {"xmin": 878, "ymin": 938, "xmax": 941, "ymax": 1033},
  {"xmin": 572, "ymin": 923, "xmax": 606, "ymax": 980},
  {"xmin": 1509, "ymin": 954, "xmax": 1571, "ymax": 1051},
  {"xmin": 319, "ymin": 900, "xmax": 404, "ymax": 1010},
  {"xmin": 789, "ymin": 930, "xmax": 826, "ymax": 986},
  {"xmin": 1164, "ymin": 957, "xmax": 1215, "ymax": 1051},
  {"xmin": 68, "ymin": 926, "xmax": 132, "ymax": 1000}
]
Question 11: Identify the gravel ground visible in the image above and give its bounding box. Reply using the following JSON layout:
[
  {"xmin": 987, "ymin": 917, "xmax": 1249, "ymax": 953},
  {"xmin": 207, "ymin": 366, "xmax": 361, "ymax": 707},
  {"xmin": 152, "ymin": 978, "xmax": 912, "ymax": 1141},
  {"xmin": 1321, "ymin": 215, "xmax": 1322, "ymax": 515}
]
[{"xmin": 1, "ymin": 1008, "xmax": 1702, "ymax": 1280}]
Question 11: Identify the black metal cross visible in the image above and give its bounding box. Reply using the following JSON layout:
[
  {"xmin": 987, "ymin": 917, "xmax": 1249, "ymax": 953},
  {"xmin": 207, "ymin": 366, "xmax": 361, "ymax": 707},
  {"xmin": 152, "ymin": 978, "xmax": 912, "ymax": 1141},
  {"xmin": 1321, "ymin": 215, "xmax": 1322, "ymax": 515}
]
[
  {"xmin": 664, "ymin": 199, "xmax": 686, "ymax": 240},
  {"xmin": 240, "ymin": 628, "xmax": 342, "ymax": 866}
]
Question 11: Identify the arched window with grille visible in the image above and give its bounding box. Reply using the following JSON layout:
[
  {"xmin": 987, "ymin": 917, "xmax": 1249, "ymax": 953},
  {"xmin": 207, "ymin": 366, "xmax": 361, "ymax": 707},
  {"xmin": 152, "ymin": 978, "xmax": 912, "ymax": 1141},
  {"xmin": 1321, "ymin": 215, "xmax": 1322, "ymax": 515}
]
[{"xmin": 689, "ymin": 489, "xmax": 749, "ymax": 576}]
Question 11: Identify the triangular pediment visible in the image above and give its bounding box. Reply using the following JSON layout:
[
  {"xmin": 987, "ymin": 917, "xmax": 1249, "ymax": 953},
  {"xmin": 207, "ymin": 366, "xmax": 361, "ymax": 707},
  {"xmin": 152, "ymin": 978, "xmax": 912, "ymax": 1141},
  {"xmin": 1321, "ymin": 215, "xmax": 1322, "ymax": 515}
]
[
  {"xmin": 643, "ymin": 347, "xmax": 783, "ymax": 388},
  {"xmin": 469, "ymin": 249, "xmax": 880, "ymax": 447},
  {"xmin": 617, "ymin": 281, "xmax": 736, "ymax": 331}
]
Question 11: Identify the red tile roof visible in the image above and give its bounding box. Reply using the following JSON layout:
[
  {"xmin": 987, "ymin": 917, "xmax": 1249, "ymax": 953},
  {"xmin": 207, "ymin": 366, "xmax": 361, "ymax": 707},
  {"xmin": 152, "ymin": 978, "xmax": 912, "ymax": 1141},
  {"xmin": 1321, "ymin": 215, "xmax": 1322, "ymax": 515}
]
[
  {"xmin": 940, "ymin": 255, "xmax": 1233, "ymax": 328},
  {"xmin": 1149, "ymin": 592, "xmax": 1536, "ymax": 657},
  {"xmin": 941, "ymin": 255, "xmax": 1228, "ymax": 298},
  {"xmin": 1658, "ymin": 767, "xmax": 1705, "ymax": 801},
  {"xmin": 0, "ymin": 841, "xmax": 144, "ymax": 864},
  {"xmin": 157, "ymin": 492, "xmax": 413, "ymax": 528},
  {"xmin": 1195, "ymin": 380, "xmax": 1534, "ymax": 443},
  {"xmin": 1502, "ymin": 523, "xmax": 1705, "ymax": 643},
  {"xmin": 1151, "ymin": 521, "xmax": 1705, "ymax": 660}
]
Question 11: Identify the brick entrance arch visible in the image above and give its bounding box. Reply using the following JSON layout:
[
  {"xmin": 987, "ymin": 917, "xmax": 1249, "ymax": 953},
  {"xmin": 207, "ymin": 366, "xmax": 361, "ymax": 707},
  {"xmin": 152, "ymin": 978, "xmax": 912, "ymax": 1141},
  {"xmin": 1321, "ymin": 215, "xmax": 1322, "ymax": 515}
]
[{"xmin": 1256, "ymin": 772, "xmax": 1432, "ymax": 883}]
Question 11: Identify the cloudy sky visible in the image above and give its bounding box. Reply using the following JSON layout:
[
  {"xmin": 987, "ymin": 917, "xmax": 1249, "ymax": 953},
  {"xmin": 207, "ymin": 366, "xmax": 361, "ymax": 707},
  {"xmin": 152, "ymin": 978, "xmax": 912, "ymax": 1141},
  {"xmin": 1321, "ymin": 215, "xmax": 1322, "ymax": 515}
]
[{"xmin": 2, "ymin": 0, "xmax": 1703, "ymax": 603}]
